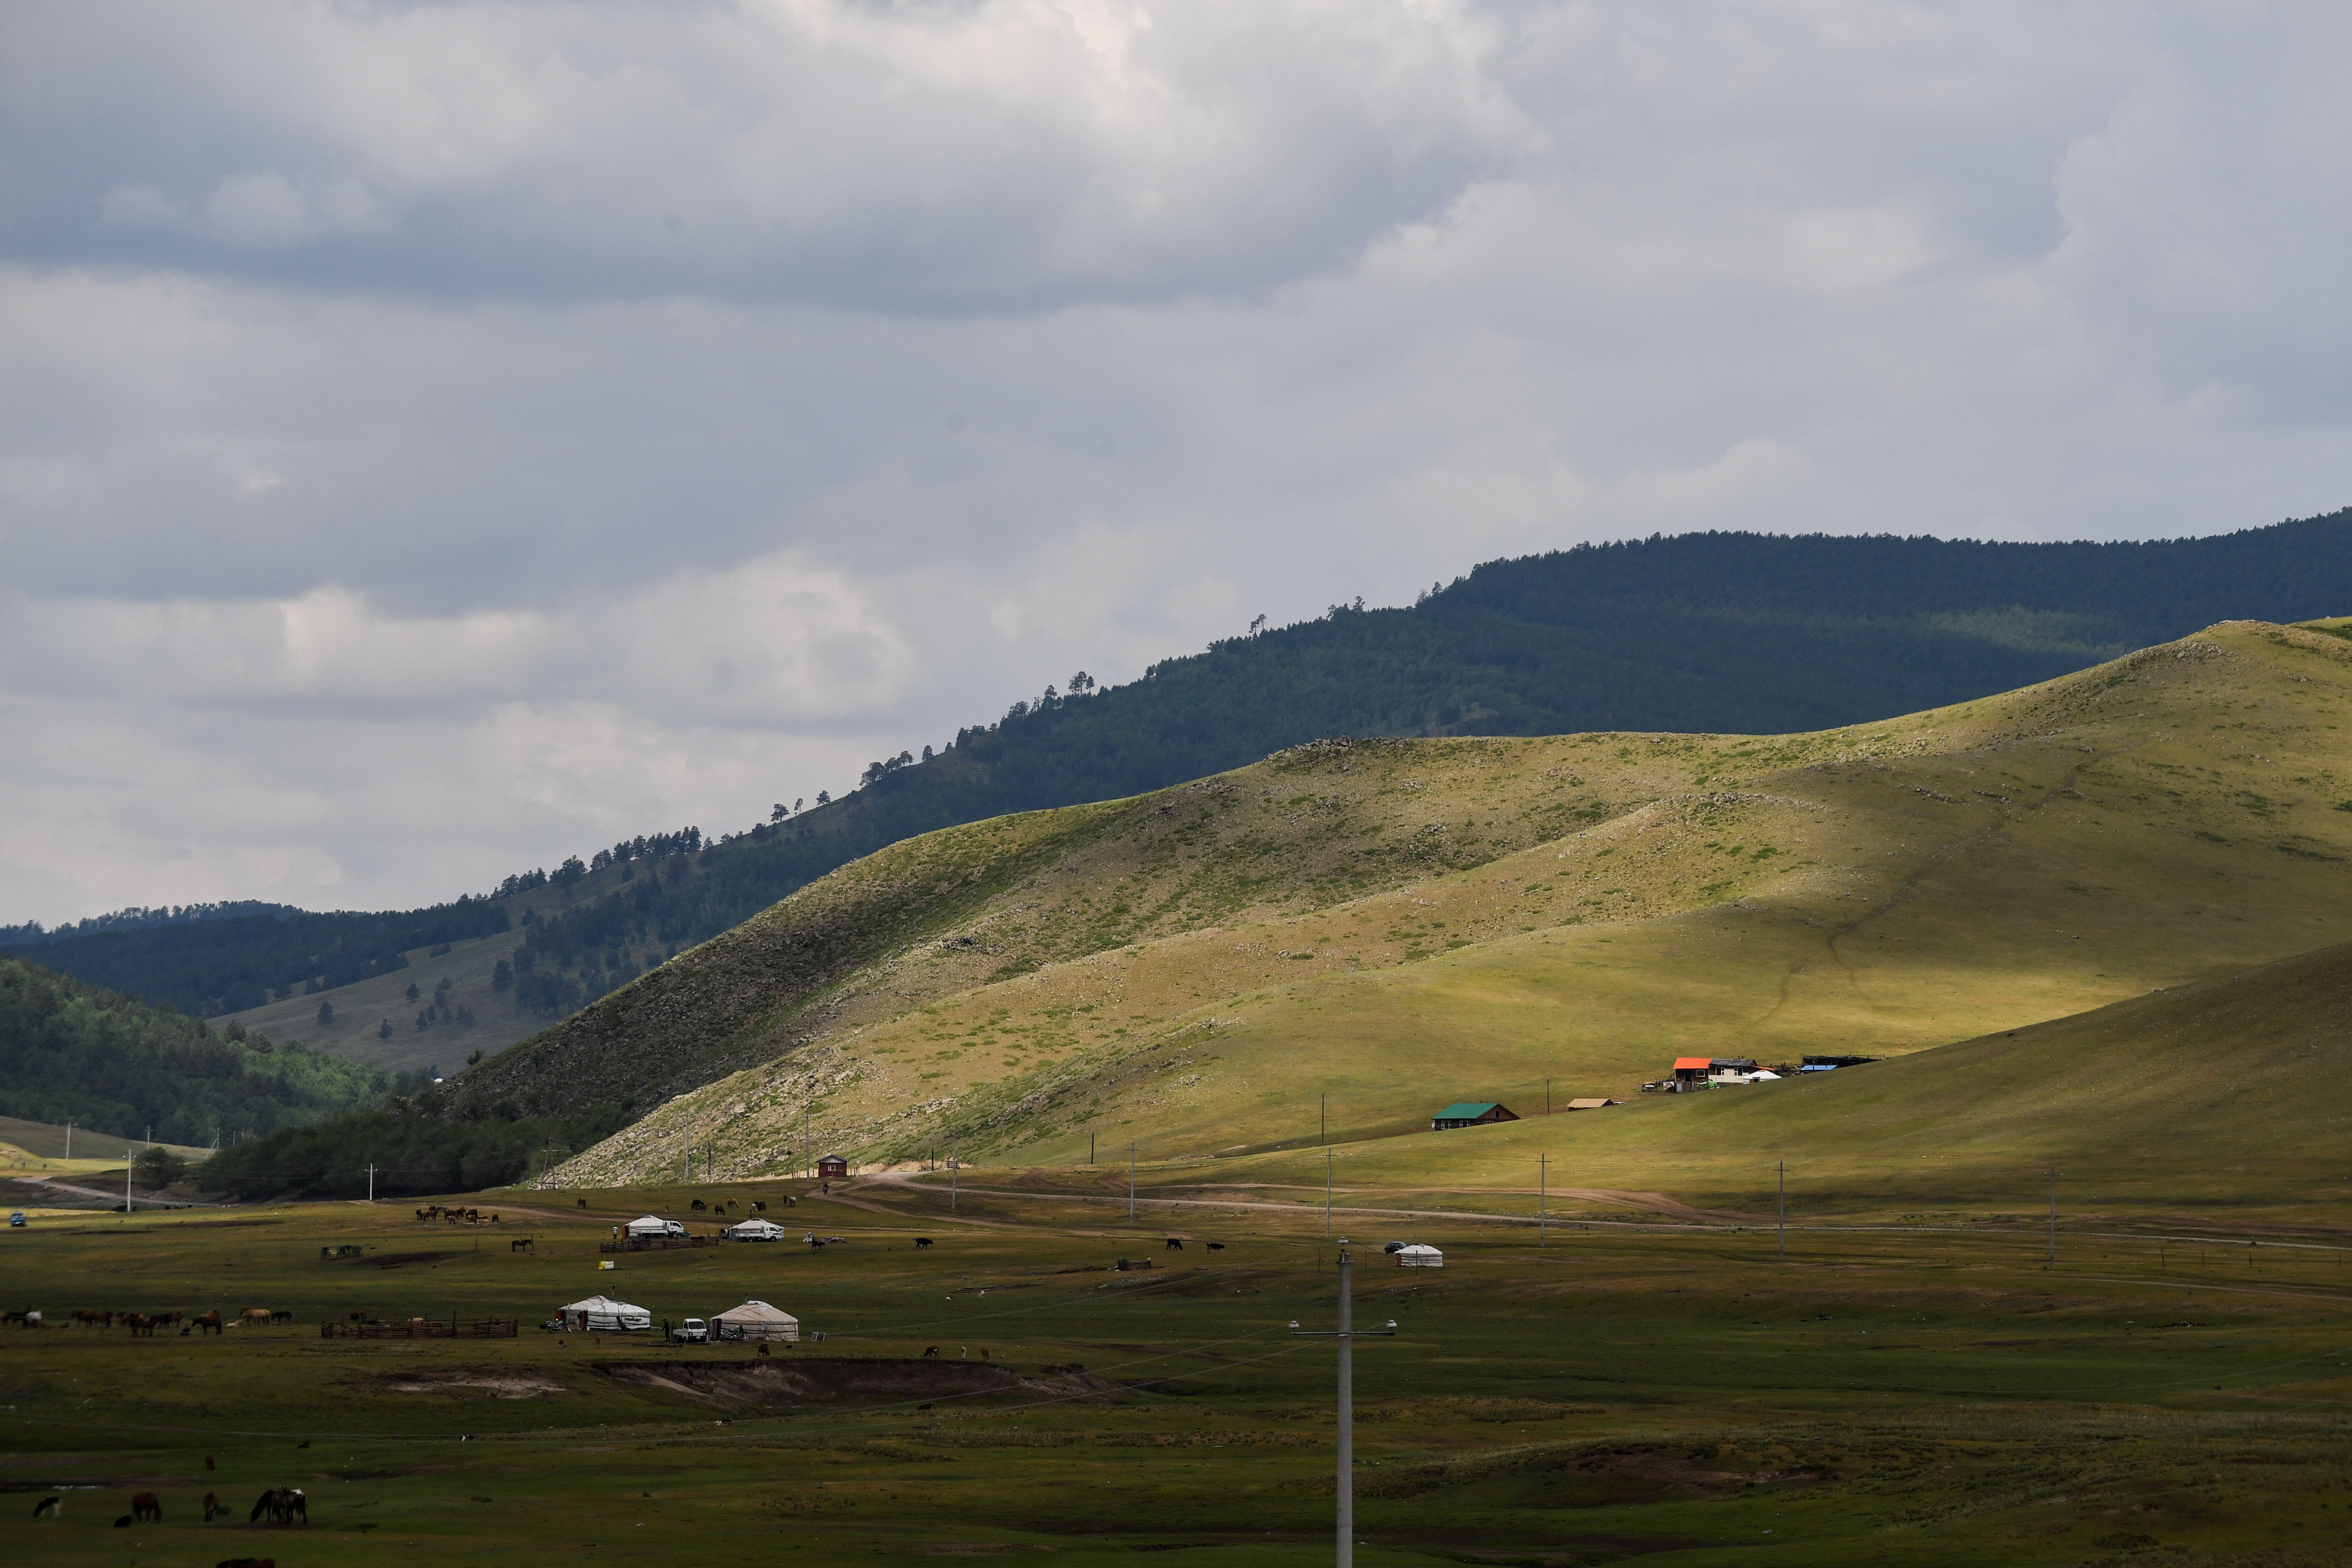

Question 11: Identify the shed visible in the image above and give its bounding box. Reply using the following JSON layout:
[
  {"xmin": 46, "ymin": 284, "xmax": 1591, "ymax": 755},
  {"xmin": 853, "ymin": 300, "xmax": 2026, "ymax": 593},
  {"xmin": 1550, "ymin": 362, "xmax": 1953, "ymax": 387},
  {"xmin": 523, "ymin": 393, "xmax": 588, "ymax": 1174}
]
[
  {"xmin": 1672, "ymin": 1057, "xmax": 1713, "ymax": 1084},
  {"xmin": 560, "ymin": 1295, "xmax": 652, "ymax": 1332},
  {"xmin": 710, "ymin": 1299, "xmax": 800, "ymax": 1343},
  {"xmin": 1431, "ymin": 1102, "xmax": 1519, "ymax": 1130},
  {"xmin": 1394, "ymin": 1244, "xmax": 1444, "ymax": 1268},
  {"xmin": 1563, "ymin": 1097, "xmax": 1624, "ymax": 1111},
  {"xmin": 725, "ymin": 1218, "xmax": 788, "ymax": 1242},
  {"xmin": 815, "ymin": 1155, "xmax": 850, "ymax": 1180}
]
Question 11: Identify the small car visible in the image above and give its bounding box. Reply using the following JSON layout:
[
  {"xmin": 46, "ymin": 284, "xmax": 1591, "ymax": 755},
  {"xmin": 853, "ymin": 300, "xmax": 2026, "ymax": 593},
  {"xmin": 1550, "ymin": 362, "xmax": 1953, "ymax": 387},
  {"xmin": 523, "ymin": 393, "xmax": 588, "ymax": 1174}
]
[
  {"xmin": 673, "ymin": 1317, "xmax": 709, "ymax": 1344},
  {"xmin": 1382, "ymin": 1240, "xmax": 1409, "ymax": 1254},
  {"xmin": 8, "ymin": 1211, "xmax": 25, "ymax": 1228}
]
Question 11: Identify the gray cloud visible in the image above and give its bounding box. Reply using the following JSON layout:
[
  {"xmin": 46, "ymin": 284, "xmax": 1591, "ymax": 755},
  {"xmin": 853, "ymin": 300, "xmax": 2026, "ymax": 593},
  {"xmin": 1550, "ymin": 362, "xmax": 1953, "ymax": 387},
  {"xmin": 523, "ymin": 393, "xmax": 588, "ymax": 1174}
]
[{"xmin": 2, "ymin": 1, "xmax": 2348, "ymax": 924}]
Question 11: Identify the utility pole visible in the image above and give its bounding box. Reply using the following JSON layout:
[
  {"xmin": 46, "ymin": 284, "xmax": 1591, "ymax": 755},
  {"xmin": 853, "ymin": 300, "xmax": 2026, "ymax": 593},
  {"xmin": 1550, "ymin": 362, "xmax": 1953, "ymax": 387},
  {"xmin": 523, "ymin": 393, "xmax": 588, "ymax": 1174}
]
[
  {"xmin": 1320, "ymin": 1091, "xmax": 1326, "ymax": 1147},
  {"xmin": 1778, "ymin": 1161, "xmax": 1785, "ymax": 1262},
  {"xmin": 1128, "ymin": 1141, "xmax": 1137, "ymax": 1224},
  {"xmin": 125, "ymin": 1155, "xmax": 133, "ymax": 1215},
  {"xmin": 1325, "ymin": 1149, "xmax": 1333, "ymax": 1238},
  {"xmin": 804, "ymin": 1104, "xmax": 811, "ymax": 1179},
  {"xmin": 950, "ymin": 1135, "xmax": 958, "ymax": 1210},
  {"xmin": 2048, "ymin": 1166, "xmax": 2057, "ymax": 1266},
  {"xmin": 65, "ymin": 1122, "xmax": 71, "ymax": 1159},
  {"xmin": 366, "ymin": 1163, "xmax": 376, "ymax": 1203},
  {"xmin": 1539, "ymin": 1153, "xmax": 1547, "ymax": 1244},
  {"xmin": 1290, "ymin": 1239, "xmax": 1397, "ymax": 1568},
  {"xmin": 1089, "ymin": 1131, "xmax": 1095, "ymax": 1166}
]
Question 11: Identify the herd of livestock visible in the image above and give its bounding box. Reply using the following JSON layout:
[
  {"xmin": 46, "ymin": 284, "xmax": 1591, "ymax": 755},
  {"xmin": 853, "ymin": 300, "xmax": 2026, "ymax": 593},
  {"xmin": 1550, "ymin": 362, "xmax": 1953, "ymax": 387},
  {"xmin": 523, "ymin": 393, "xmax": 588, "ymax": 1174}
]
[{"xmin": 6, "ymin": 1306, "xmax": 292, "ymax": 1334}]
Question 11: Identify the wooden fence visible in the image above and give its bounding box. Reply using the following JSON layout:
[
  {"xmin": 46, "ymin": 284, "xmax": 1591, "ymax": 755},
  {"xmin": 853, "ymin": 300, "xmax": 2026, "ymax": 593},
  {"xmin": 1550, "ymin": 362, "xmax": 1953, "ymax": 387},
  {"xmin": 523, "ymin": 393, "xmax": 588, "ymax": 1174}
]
[{"xmin": 320, "ymin": 1315, "xmax": 519, "ymax": 1340}]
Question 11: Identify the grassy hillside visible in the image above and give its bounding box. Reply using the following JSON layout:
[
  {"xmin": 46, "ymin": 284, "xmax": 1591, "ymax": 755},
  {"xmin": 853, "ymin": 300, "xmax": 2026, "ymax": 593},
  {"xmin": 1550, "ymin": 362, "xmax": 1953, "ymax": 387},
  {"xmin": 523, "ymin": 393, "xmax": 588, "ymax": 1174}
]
[
  {"xmin": 18, "ymin": 510, "xmax": 2352, "ymax": 1074},
  {"xmin": 515, "ymin": 618, "xmax": 2352, "ymax": 1190}
]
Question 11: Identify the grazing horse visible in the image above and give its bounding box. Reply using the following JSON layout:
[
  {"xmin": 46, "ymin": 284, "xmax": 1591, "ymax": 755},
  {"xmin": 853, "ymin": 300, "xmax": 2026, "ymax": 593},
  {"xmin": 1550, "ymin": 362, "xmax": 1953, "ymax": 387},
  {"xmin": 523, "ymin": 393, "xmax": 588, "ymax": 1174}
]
[
  {"xmin": 270, "ymin": 1309, "xmax": 293, "ymax": 1324},
  {"xmin": 239, "ymin": 1308, "xmax": 273, "ymax": 1327},
  {"xmin": 689, "ymin": 1199, "xmax": 706, "ymax": 1211},
  {"xmin": 914, "ymin": 1237, "xmax": 933, "ymax": 1248},
  {"xmin": 250, "ymin": 1487, "xmax": 307, "ymax": 1525},
  {"xmin": 415, "ymin": 1207, "xmax": 431, "ymax": 1221},
  {"xmin": 1164, "ymin": 1237, "xmax": 1184, "ymax": 1251},
  {"xmin": 126, "ymin": 1313, "xmax": 158, "ymax": 1336},
  {"xmin": 751, "ymin": 1200, "xmax": 766, "ymax": 1212},
  {"xmin": 510, "ymin": 1237, "xmax": 534, "ymax": 1253},
  {"xmin": 194, "ymin": 1311, "xmax": 223, "ymax": 1335},
  {"xmin": 131, "ymin": 1491, "xmax": 163, "ymax": 1523},
  {"xmin": 32, "ymin": 1496, "xmax": 60, "ymax": 1518},
  {"xmin": 4, "ymin": 1309, "xmax": 36, "ymax": 1327},
  {"xmin": 204, "ymin": 1490, "xmax": 222, "ymax": 1520}
]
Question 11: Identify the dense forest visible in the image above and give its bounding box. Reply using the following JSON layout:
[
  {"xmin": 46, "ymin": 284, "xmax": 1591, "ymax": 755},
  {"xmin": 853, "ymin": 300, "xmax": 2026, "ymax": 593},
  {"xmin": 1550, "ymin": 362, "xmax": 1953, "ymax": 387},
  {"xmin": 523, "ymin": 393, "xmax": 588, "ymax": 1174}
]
[
  {"xmin": 13, "ymin": 510, "xmax": 2352, "ymax": 1035},
  {"xmin": 0, "ymin": 954, "xmax": 424, "ymax": 1145},
  {"xmin": 199, "ymin": 1100, "xmax": 629, "ymax": 1199}
]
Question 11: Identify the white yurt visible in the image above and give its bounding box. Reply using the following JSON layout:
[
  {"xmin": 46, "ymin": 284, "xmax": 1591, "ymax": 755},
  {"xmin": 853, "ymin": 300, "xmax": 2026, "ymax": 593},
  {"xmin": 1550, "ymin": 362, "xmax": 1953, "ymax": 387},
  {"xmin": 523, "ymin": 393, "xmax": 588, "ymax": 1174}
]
[
  {"xmin": 625, "ymin": 1214, "xmax": 681, "ymax": 1239},
  {"xmin": 1394, "ymin": 1244, "xmax": 1444, "ymax": 1269},
  {"xmin": 560, "ymin": 1295, "xmax": 653, "ymax": 1332},
  {"xmin": 710, "ymin": 1299, "xmax": 800, "ymax": 1342},
  {"xmin": 724, "ymin": 1218, "xmax": 788, "ymax": 1242}
]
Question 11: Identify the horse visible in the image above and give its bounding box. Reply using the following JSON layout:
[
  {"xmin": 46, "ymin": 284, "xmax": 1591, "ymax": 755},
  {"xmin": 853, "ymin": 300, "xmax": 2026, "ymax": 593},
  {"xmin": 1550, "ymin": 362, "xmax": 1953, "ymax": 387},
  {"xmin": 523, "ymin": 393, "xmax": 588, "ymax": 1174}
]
[
  {"xmin": 271, "ymin": 1309, "xmax": 293, "ymax": 1324},
  {"xmin": 32, "ymin": 1496, "xmax": 60, "ymax": 1518},
  {"xmin": 511, "ymin": 1237, "xmax": 534, "ymax": 1253},
  {"xmin": 250, "ymin": 1487, "xmax": 307, "ymax": 1525},
  {"xmin": 914, "ymin": 1237, "xmax": 933, "ymax": 1248},
  {"xmin": 4, "ymin": 1309, "xmax": 37, "ymax": 1327},
  {"xmin": 131, "ymin": 1491, "xmax": 163, "ymax": 1523},
  {"xmin": 923, "ymin": 1345, "xmax": 940, "ymax": 1358},
  {"xmin": 194, "ymin": 1311, "xmax": 223, "ymax": 1335},
  {"xmin": 203, "ymin": 1490, "xmax": 222, "ymax": 1520},
  {"xmin": 126, "ymin": 1313, "xmax": 158, "ymax": 1336},
  {"xmin": 689, "ymin": 1199, "xmax": 706, "ymax": 1211},
  {"xmin": 751, "ymin": 1200, "xmax": 766, "ymax": 1212},
  {"xmin": 415, "ymin": 1207, "xmax": 431, "ymax": 1221},
  {"xmin": 577, "ymin": 1197, "xmax": 588, "ymax": 1208},
  {"xmin": 239, "ymin": 1308, "xmax": 273, "ymax": 1327}
]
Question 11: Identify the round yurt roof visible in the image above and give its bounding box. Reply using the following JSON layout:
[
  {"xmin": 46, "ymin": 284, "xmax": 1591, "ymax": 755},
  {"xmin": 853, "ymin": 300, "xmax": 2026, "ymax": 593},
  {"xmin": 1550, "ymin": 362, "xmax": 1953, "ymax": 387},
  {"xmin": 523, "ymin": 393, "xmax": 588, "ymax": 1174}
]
[
  {"xmin": 562, "ymin": 1294, "xmax": 647, "ymax": 1315},
  {"xmin": 712, "ymin": 1299, "xmax": 799, "ymax": 1326}
]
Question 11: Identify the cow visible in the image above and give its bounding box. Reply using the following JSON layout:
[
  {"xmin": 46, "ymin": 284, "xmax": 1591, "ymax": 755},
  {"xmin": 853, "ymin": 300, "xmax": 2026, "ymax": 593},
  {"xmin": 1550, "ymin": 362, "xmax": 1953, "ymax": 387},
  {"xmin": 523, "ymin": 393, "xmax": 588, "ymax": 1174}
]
[
  {"xmin": 239, "ymin": 1309, "xmax": 273, "ymax": 1327},
  {"xmin": 1164, "ymin": 1237, "xmax": 1184, "ymax": 1251},
  {"xmin": 923, "ymin": 1345, "xmax": 940, "ymax": 1358},
  {"xmin": 193, "ymin": 1311, "xmax": 223, "ymax": 1335},
  {"xmin": 131, "ymin": 1492, "xmax": 163, "ymax": 1523},
  {"xmin": 1206, "ymin": 1242, "xmax": 1225, "ymax": 1252},
  {"xmin": 511, "ymin": 1237, "xmax": 534, "ymax": 1253},
  {"xmin": 32, "ymin": 1496, "xmax": 60, "ymax": 1518},
  {"xmin": 914, "ymin": 1237, "xmax": 933, "ymax": 1249}
]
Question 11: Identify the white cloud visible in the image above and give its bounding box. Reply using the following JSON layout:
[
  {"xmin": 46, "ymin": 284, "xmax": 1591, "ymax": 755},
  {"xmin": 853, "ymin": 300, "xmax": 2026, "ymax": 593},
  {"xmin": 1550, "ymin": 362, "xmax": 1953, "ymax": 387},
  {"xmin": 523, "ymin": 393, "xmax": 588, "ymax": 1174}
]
[{"xmin": 1, "ymin": 2, "xmax": 2349, "ymax": 923}]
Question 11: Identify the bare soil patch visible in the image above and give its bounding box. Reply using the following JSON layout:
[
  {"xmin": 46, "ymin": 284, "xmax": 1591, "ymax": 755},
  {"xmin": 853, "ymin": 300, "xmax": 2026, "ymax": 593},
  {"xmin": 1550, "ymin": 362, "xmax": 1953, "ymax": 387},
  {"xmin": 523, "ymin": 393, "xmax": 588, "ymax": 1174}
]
[
  {"xmin": 592, "ymin": 1356, "xmax": 1118, "ymax": 1411},
  {"xmin": 378, "ymin": 1366, "xmax": 570, "ymax": 1399}
]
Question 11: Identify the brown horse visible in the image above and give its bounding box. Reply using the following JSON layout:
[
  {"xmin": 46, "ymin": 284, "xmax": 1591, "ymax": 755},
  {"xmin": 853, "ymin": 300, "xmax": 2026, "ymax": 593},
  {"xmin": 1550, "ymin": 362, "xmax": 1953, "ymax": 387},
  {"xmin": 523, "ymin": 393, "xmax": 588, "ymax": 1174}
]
[
  {"xmin": 130, "ymin": 1492, "xmax": 162, "ymax": 1522},
  {"xmin": 193, "ymin": 1310, "xmax": 223, "ymax": 1335},
  {"xmin": 203, "ymin": 1490, "xmax": 222, "ymax": 1520},
  {"xmin": 249, "ymin": 1486, "xmax": 307, "ymax": 1525}
]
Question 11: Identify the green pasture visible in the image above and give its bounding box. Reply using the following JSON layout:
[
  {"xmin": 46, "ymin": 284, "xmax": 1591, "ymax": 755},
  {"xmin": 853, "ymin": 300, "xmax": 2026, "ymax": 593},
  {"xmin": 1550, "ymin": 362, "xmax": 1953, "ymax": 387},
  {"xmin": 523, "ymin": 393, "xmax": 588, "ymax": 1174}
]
[{"xmin": 3, "ymin": 1177, "xmax": 2349, "ymax": 1566}]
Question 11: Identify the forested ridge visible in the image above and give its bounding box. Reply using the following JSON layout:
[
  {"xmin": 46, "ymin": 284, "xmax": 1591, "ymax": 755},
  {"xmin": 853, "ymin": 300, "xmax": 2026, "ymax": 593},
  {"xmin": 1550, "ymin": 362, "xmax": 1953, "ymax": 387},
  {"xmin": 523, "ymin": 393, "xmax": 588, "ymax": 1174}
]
[
  {"xmin": 0, "ymin": 954, "xmax": 422, "ymax": 1145},
  {"xmin": 12, "ymin": 510, "xmax": 2352, "ymax": 1038}
]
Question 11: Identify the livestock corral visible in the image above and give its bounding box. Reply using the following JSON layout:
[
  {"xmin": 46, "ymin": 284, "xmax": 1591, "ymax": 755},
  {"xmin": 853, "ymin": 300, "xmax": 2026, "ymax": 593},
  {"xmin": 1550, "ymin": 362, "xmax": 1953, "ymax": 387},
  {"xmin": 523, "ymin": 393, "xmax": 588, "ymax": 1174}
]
[{"xmin": 2, "ymin": 1177, "xmax": 2350, "ymax": 1566}]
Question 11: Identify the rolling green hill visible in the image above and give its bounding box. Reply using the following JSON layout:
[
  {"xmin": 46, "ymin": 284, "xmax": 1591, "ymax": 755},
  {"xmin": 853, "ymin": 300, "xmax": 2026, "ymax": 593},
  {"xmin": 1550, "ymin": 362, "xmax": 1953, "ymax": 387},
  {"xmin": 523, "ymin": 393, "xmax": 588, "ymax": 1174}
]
[
  {"xmin": 465, "ymin": 618, "xmax": 2352, "ymax": 1197},
  {"xmin": 13, "ymin": 510, "xmax": 2352, "ymax": 1076}
]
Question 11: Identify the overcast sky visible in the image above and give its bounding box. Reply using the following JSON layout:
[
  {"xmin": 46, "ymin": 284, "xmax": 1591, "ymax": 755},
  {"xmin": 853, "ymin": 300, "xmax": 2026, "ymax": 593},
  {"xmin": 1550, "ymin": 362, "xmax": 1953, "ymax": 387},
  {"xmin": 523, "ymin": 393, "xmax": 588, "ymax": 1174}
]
[{"xmin": 3, "ymin": 0, "xmax": 2348, "ymax": 926}]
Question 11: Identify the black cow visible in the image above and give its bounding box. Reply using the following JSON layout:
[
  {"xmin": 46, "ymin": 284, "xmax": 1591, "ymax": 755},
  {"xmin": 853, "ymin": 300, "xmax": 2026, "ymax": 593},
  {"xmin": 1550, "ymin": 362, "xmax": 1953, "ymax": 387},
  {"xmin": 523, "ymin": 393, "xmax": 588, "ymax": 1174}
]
[{"xmin": 914, "ymin": 1237, "xmax": 933, "ymax": 1249}]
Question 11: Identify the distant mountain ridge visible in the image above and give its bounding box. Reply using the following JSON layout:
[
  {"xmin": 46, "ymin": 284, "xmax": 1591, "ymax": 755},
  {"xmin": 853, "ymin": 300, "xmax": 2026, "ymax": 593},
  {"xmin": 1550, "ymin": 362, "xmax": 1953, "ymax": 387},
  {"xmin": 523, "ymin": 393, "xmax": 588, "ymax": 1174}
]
[{"xmin": 10, "ymin": 508, "xmax": 2350, "ymax": 1037}]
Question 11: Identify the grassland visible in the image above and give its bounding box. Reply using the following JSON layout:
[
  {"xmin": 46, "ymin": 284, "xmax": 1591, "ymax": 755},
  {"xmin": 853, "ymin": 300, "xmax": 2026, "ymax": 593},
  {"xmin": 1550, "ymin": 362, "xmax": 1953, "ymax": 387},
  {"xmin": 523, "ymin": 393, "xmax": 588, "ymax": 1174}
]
[
  {"xmin": 523, "ymin": 619, "xmax": 2352, "ymax": 1191},
  {"xmin": 2, "ymin": 1173, "xmax": 2348, "ymax": 1567}
]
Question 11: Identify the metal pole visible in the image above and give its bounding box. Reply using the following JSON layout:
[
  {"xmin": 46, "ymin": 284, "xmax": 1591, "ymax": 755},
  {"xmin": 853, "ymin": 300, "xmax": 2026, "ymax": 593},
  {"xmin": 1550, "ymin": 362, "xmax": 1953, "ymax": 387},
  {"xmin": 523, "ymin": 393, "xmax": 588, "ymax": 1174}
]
[
  {"xmin": 1778, "ymin": 1161, "xmax": 1785, "ymax": 1262},
  {"xmin": 66, "ymin": 1122, "xmax": 71, "ymax": 1159},
  {"xmin": 1325, "ymin": 1149, "xmax": 1333, "ymax": 1238},
  {"xmin": 1539, "ymin": 1153, "xmax": 1547, "ymax": 1244},
  {"xmin": 1336, "ymin": 1242, "xmax": 1353, "ymax": 1568},
  {"xmin": 125, "ymin": 1153, "xmax": 133, "ymax": 1214},
  {"xmin": 367, "ymin": 1163, "xmax": 375, "ymax": 1203},
  {"xmin": 1089, "ymin": 1131, "xmax": 1095, "ymax": 1166}
]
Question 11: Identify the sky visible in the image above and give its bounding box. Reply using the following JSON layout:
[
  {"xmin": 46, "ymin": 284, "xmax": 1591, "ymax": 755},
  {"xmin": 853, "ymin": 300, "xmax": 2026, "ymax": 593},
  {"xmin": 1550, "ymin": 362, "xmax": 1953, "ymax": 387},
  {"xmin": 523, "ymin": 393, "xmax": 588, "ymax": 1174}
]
[{"xmin": 3, "ymin": 0, "xmax": 2349, "ymax": 927}]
